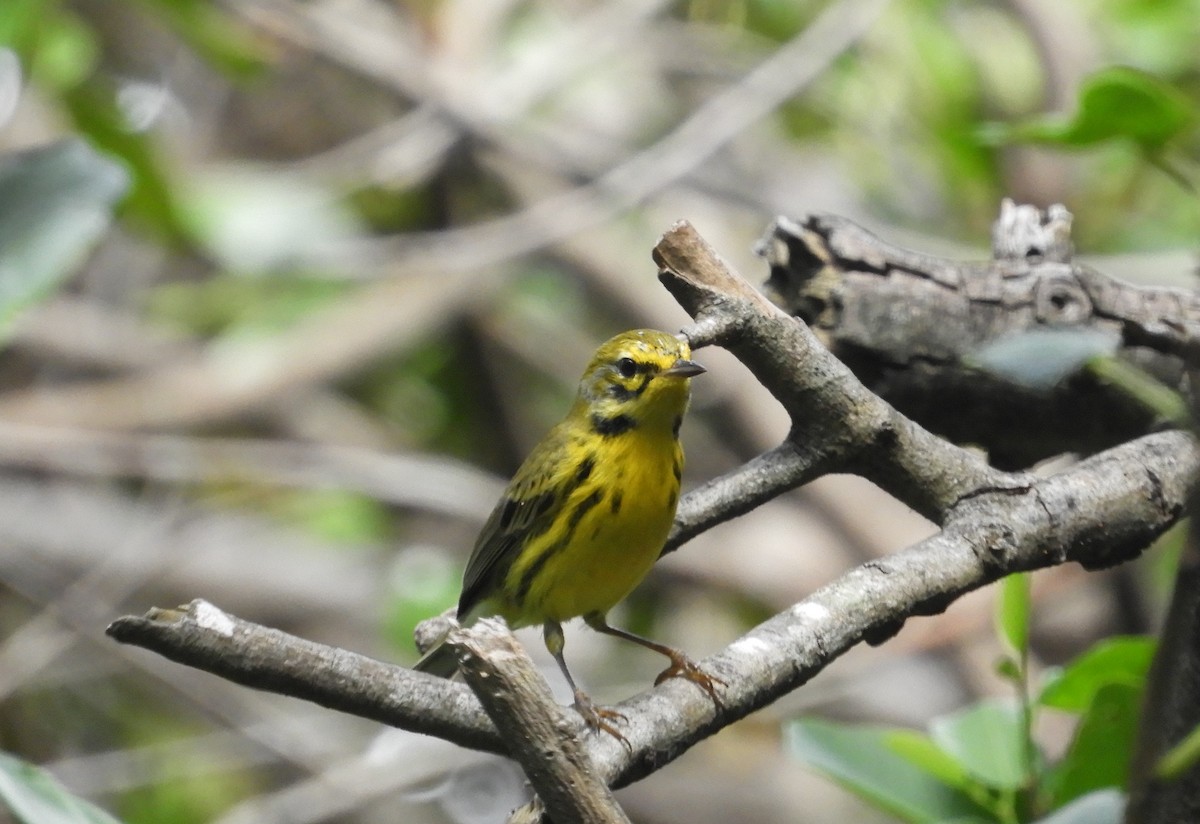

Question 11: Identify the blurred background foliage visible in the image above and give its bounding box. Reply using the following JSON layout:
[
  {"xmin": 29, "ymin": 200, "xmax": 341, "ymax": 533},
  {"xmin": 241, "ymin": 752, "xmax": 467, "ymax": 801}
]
[{"xmin": 0, "ymin": 0, "xmax": 1197, "ymax": 822}]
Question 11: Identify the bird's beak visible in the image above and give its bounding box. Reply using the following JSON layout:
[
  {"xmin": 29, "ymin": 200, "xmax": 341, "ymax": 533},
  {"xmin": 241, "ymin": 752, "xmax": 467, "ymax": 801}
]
[{"xmin": 661, "ymin": 358, "xmax": 706, "ymax": 378}]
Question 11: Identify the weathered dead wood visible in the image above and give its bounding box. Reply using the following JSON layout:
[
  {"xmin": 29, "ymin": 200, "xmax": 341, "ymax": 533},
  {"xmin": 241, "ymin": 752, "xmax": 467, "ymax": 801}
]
[{"xmin": 757, "ymin": 205, "xmax": 1200, "ymax": 468}]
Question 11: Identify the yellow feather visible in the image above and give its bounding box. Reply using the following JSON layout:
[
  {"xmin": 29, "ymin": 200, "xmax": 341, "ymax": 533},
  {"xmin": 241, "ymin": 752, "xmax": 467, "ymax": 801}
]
[
  {"xmin": 508, "ymin": 417, "xmax": 682, "ymax": 624},
  {"xmin": 415, "ymin": 329, "xmax": 720, "ymax": 737}
]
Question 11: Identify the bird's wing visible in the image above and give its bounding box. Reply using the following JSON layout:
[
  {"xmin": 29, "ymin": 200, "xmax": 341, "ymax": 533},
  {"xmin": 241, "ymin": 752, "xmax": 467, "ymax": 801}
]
[{"xmin": 456, "ymin": 426, "xmax": 574, "ymax": 622}]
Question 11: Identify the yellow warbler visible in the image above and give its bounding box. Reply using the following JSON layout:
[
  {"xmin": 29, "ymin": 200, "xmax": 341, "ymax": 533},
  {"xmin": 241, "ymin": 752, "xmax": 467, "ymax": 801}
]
[{"xmin": 415, "ymin": 329, "xmax": 720, "ymax": 736}]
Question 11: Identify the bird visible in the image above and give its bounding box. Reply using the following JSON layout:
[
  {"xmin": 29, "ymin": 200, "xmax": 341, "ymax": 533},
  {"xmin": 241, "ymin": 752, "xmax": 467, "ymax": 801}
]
[{"xmin": 414, "ymin": 328, "xmax": 722, "ymax": 737}]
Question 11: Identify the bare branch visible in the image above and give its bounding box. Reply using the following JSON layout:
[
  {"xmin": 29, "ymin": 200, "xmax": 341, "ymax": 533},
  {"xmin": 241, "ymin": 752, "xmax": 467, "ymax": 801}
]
[
  {"xmin": 450, "ymin": 620, "xmax": 630, "ymax": 824},
  {"xmin": 270, "ymin": 0, "xmax": 890, "ymax": 274},
  {"xmin": 101, "ymin": 220, "xmax": 1198, "ymax": 802},
  {"xmin": 105, "ymin": 426, "xmax": 1195, "ymax": 790},
  {"xmin": 599, "ymin": 429, "xmax": 1195, "ymax": 789},
  {"xmin": 656, "ymin": 220, "xmax": 1011, "ymax": 523},
  {"xmin": 666, "ymin": 442, "xmax": 810, "ymax": 551},
  {"xmin": 106, "ymin": 601, "xmax": 503, "ymax": 755}
]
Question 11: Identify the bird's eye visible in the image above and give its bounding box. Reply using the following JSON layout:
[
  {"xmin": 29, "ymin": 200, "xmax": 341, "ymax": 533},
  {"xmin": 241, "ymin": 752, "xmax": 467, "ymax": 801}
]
[{"xmin": 615, "ymin": 357, "xmax": 637, "ymax": 378}]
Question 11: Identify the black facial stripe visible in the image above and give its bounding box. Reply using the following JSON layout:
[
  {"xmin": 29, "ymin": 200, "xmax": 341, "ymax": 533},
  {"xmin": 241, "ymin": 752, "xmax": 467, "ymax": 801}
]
[
  {"xmin": 591, "ymin": 413, "xmax": 637, "ymax": 436},
  {"xmin": 616, "ymin": 358, "xmax": 657, "ymax": 374},
  {"xmin": 608, "ymin": 383, "xmax": 635, "ymax": 401},
  {"xmin": 607, "ymin": 373, "xmax": 653, "ymax": 402}
]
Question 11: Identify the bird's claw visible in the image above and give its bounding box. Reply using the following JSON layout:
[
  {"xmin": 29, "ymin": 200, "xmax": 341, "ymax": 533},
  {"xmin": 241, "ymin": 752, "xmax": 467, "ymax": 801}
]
[
  {"xmin": 572, "ymin": 691, "xmax": 632, "ymax": 752},
  {"xmin": 654, "ymin": 654, "xmax": 726, "ymax": 708}
]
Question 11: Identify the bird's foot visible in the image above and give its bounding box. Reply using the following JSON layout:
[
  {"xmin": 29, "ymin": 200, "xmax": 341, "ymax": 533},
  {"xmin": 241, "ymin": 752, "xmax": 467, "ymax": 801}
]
[
  {"xmin": 654, "ymin": 652, "xmax": 726, "ymax": 708},
  {"xmin": 572, "ymin": 690, "xmax": 631, "ymax": 751}
]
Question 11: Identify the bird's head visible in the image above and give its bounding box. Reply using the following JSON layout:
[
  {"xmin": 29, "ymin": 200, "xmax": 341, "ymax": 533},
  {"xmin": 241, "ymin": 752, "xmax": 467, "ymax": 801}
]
[{"xmin": 575, "ymin": 329, "xmax": 705, "ymax": 431}]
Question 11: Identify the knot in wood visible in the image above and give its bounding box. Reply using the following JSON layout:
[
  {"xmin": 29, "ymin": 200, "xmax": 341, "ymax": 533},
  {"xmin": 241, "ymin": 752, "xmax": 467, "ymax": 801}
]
[
  {"xmin": 960, "ymin": 514, "xmax": 1022, "ymax": 574},
  {"xmin": 1034, "ymin": 274, "xmax": 1092, "ymax": 325}
]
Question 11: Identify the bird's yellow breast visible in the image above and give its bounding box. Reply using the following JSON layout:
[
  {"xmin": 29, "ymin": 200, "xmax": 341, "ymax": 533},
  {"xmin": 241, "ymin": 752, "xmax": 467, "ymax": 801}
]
[{"xmin": 500, "ymin": 426, "xmax": 683, "ymax": 626}]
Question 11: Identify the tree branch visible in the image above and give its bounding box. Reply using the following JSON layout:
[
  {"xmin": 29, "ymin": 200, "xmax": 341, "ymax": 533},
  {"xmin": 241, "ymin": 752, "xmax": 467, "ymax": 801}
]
[
  {"xmin": 104, "ymin": 218, "xmax": 1198, "ymax": 805},
  {"xmin": 602, "ymin": 428, "xmax": 1195, "ymax": 788},
  {"xmin": 106, "ymin": 601, "xmax": 502, "ymax": 754},
  {"xmin": 655, "ymin": 220, "xmax": 1012, "ymax": 525},
  {"xmin": 449, "ymin": 619, "xmax": 630, "ymax": 824},
  {"xmin": 105, "ymin": 428, "xmax": 1197, "ymax": 790},
  {"xmin": 756, "ymin": 210, "xmax": 1199, "ymax": 467},
  {"xmin": 666, "ymin": 441, "xmax": 809, "ymax": 551}
]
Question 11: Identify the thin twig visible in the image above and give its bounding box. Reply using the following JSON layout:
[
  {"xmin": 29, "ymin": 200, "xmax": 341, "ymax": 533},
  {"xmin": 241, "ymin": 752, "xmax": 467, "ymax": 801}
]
[
  {"xmin": 0, "ymin": 422, "xmax": 502, "ymax": 521},
  {"xmin": 274, "ymin": 0, "xmax": 890, "ymax": 274},
  {"xmin": 0, "ymin": 266, "xmax": 505, "ymax": 430},
  {"xmin": 0, "ymin": 473, "xmax": 380, "ymax": 621}
]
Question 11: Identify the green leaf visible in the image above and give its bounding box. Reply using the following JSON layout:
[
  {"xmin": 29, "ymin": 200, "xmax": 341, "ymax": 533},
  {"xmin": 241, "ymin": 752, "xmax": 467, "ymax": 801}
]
[
  {"xmin": 61, "ymin": 83, "xmax": 186, "ymax": 243},
  {"xmin": 1055, "ymin": 67, "xmax": 1193, "ymax": 148},
  {"xmin": 28, "ymin": 12, "xmax": 99, "ymax": 90},
  {"xmin": 0, "ymin": 139, "xmax": 128, "ymax": 337},
  {"xmin": 786, "ymin": 719, "xmax": 988, "ymax": 823},
  {"xmin": 979, "ymin": 66, "xmax": 1195, "ymax": 151},
  {"xmin": 996, "ymin": 572, "xmax": 1031, "ymax": 660},
  {"xmin": 148, "ymin": 274, "xmax": 349, "ymax": 338},
  {"xmin": 0, "ymin": 751, "xmax": 125, "ymax": 824},
  {"xmin": 137, "ymin": 0, "xmax": 266, "ymax": 78},
  {"xmin": 277, "ymin": 489, "xmax": 392, "ymax": 544},
  {"xmin": 1030, "ymin": 789, "xmax": 1124, "ymax": 824},
  {"xmin": 929, "ymin": 700, "xmax": 1031, "ymax": 790},
  {"xmin": 995, "ymin": 657, "xmax": 1022, "ymax": 684},
  {"xmin": 0, "ymin": 0, "xmax": 45, "ymax": 48},
  {"xmin": 1038, "ymin": 636, "xmax": 1154, "ymax": 712},
  {"xmin": 885, "ymin": 730, "xmax": 977, "ymax": 792},
  {"xmin": 1045, "ymin": 684, "xmax": 1140, "ymax": 805}
]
